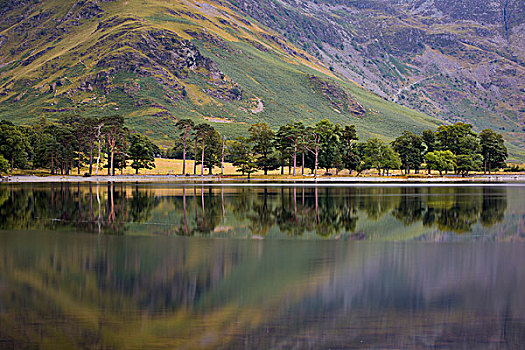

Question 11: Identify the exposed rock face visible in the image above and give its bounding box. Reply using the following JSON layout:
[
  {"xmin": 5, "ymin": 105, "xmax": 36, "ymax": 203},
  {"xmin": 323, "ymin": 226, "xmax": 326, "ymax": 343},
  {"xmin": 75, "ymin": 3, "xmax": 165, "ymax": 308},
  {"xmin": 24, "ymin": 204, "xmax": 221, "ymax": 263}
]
[
  {"xmin": 228, "ymin": 0, "xmax": 524, "ymax": 146},
  {"xmin": 93, "ymin": 28, "xmax": 242, "ymax": 100},
  {"xmin": 308, "ymin": 75, "xmax": 366, "ymax": 117}
]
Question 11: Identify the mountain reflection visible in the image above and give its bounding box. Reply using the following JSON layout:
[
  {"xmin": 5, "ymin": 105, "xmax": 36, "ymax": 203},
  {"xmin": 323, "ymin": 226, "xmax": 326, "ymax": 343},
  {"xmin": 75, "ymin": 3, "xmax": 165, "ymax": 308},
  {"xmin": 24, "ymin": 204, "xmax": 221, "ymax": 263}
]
[
  {"xmin": 0, "ymin": 233, "xmax": 524, "ymax": 348},
  {"xmin": 0, "ymin": 183, "xmax": 518, "ymax": 239}
]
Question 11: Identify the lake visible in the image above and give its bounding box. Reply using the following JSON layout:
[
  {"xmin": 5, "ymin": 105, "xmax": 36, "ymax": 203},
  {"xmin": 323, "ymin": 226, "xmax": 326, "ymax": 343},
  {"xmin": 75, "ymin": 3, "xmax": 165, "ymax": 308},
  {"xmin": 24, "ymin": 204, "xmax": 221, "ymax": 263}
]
[{"xmin": 0, "ymin": 182, "xmax": 524, "ymax": 348}]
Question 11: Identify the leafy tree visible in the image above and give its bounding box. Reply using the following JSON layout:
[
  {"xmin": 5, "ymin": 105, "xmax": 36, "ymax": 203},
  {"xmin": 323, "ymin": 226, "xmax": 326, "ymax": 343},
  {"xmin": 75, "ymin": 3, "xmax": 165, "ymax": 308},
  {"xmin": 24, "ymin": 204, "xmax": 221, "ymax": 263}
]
[
  {"xmin": 424, "ymin": 150, "xmax": 456, "ymax": 176},
  {"xmin": 228, "ymin": 137, "xmax": 257, "ymax": 178},
  {"xmin": 422, "ymin": 129, "xmax": 436, "ymax": 154},
  {"xmin": 436, "ymin": 123, "xmax": 481, "ymax": 174},
  {"xmin": 249, "ymin": 123, "xmax": 279, "ymax": 175},
  {"xmin": 128, "ymin": 134, "xmax": 156, "ymax": 174},
  {"xmin": 59, "ymin": 115, "xmax": 87, "ymax": 175},
  {"xmin": 102, "ymin": 116, "xmax": 126, "ymax": 176},
  {"xmin": 0, "ymin": 155, "xmax": 8, "ymax": 174},
  {"xmin": 55, "ymin": 125, "xmax": 78, "ymax": 175},
  {"xmin": 392, "ymin": 131, "xmax": 425, "ymax": 174},
  {"xmin": 83, "ymin": 117, "xmax": 103, "ymax": 175},
  {"xmin": 303, "ymin": 125, "xmax": 322, "ymax": 177},
  {"xmin": 358, "ymin": 138, "xmax": 384, "ymax": 175},
  {"xmin": 0, "ymin": 121, "xmax": 32, "ymax": 174},
  {"xmin": 380, "ymin": 145, "xmax": 401, "ymax": 175},
  {"xmin": 479, "ymin": 129, "xmax": 507, "ymax": 174},
  {"xmin": 276, "ymin": 121, "xmax": 305, "ymax": 175},
  {"xmin": 194, "ymin": 123, "xmax": 218, "ymax": 175},
  {"xmin": 202, "ymin": 127, "xmax": 222, "ymax": 175},
  {"xmin": 175, "ymin": 119, "xmax": 194, "ymax": 175},
  {"xmin": 456, "ymin": 154, "xmax": 482, "ymax": 176},
  {"xmin": 341, "ymin": 125, "xmax": 359, "ymax": 174},
  {"xmin": 436, "ymin": 123, "xmax": 479, "ymax": 156},
  {"xmin": 317, "ymin": 120, "xmax": 343, "ymax": 173}
]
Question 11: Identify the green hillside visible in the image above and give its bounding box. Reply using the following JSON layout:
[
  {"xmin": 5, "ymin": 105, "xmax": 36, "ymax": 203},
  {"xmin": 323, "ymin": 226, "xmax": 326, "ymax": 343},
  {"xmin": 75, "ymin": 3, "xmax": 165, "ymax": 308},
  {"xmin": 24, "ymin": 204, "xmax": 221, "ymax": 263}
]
[{"xmin": 1, "ymin": 0, "xmax": 521, "ymax": 160}]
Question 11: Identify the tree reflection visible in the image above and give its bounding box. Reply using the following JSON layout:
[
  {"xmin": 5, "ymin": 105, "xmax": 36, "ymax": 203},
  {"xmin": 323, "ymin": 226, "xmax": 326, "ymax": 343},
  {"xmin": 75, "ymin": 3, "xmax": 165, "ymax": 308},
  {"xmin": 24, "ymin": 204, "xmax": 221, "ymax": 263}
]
[{"xmin": 0, "ymin": 184, "xmax": 511, "ymax": 238}]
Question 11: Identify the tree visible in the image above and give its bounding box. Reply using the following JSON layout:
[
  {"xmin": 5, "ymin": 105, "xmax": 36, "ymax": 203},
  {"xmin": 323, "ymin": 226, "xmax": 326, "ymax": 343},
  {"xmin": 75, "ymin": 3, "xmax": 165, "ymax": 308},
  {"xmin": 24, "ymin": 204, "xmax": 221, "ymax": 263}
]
[
  {"xmin": 0, "ymin": 155, "xmax": 9, "ymax": 174},
  {"xmin": 380, "ymin": 145, "xmax": 401, "ymax": 175},
  {"xmin": 276, "ymin": 121, "xmax": 305, "ymax": 176},
  {"xmin": 249, "ymin": 123, "xmax": 279, "ymax": 175},
  {"xmin": 175, "ymin": 119, "xmax": 194, "ymax": 175},
  {"xmin": 228, "ymin": 137, "xmax": 257, "ymax": 178},
  {"xmin": 392, "ymin": 131, "xmax": 425, "ymax": 174},
  {"xmin": 358, "ymin": 138, "xmax": 384, "ymax": 175},
  {"xmin": 202, "ymin": 128, "xmax": 222, "ymax": 174},
  {"xmin": 424, "ymin": 150, "xmax": 456, "ymax": 176},
  {"xmin": 317, "ymin": 120, "xmax": 342, "ymax": 173},
  {"xmin": 422, "ymin": 129, "xmax": 436, "ymax": 154},
  {"xmin": 194, "ymin": 123, "xmax": 217, "ymax": 176},
  {"xmin": 341, "ymin": 125, "xmax": 359, "ymax": 174},
  {"xmin": 456, "ymin": 154, "xmax": 482, "ymax": 176},
  {"xmin": 303, "ymin": 126, "xmax": 322, "ymax": 177},
  {"xmin": 84, "ymin": 117, "xmax": 103, "ymax": 175},
  {"xmin": 436, "ymin": 123, "xmax": 481, "ymax": 175},
  {"xmin": 0, "ymin": 121, "xmax": 32, "ymax": 174},
  {"xmin": 436, "ymin": 123, "xmax": 479, "ymax": 156},
  {"xmin": 479, "ymin": 129, "xmax": 507, "ymax": 174},
  {"xmin": 59, "ymin": 115, "xmax": 87, "ymax": 175},
  {"xmin": 102, "ymin": 116, "xmax": 126, "ymax": 176},
  {"xmin": 128, "ymin": 134, "xmax": 156, "ymax": 174}
]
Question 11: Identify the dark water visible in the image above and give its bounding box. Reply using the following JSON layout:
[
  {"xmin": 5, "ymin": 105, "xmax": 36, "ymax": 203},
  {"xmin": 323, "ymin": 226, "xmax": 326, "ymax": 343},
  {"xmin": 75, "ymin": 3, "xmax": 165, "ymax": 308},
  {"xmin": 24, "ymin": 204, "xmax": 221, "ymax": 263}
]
[{"xmin": 0, "ymin": 183, "xmax": 524, "ymax": 348}]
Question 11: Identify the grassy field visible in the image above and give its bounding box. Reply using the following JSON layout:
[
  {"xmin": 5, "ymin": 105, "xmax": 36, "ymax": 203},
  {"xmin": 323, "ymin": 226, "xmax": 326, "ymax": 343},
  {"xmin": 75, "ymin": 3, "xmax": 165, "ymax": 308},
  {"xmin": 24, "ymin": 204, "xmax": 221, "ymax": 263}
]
[{"xmin": 10, "ymin": 158, "xmax": 522, "ymax": 178}]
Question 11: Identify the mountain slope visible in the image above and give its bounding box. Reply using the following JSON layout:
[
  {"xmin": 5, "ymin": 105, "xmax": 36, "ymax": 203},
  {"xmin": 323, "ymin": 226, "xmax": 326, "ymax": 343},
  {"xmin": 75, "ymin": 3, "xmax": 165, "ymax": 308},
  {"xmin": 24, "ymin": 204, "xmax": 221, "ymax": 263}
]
[
  {"xmin": 0, "ymin": 0, "xmax": 522, "ymax": 160},
  {"xmin": 0, "ymin": 0, "xmax": 443, "ymax": 144},
  {"xmin": 228, "ymin": 0, "xmax": 524, "ymax": 154}
]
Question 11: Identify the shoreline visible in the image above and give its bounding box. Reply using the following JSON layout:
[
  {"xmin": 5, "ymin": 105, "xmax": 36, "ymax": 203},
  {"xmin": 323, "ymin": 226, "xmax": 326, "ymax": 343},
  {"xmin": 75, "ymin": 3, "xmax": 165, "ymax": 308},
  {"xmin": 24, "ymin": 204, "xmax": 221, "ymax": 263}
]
[{"xmin": 2, "ymin": 174, "xmax": 525, "ymax": 184}]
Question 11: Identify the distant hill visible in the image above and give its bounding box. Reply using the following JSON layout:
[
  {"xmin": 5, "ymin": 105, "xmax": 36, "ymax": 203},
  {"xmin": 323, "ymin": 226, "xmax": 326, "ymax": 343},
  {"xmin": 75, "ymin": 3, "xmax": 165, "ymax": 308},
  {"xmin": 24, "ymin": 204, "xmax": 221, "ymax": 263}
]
[{"xmin": 0, "ymin": 0, "xmax": 522, "ymax": 158}]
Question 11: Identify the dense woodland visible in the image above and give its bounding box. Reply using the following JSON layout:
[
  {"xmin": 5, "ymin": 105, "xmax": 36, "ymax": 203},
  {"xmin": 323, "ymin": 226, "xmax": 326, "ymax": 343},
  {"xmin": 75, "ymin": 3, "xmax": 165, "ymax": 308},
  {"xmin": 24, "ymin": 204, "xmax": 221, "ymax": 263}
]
[{"xmin": 0, "ymin": 116, "xmax": 510, "ymax": 177}]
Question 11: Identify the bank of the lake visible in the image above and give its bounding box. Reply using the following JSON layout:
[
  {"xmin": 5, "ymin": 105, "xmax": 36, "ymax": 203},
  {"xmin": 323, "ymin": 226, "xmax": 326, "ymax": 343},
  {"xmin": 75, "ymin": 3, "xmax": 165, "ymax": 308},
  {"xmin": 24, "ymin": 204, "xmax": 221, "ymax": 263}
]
[{"xmin": 2, "ymin": 174, "xmax": 525, "ymax": 183}]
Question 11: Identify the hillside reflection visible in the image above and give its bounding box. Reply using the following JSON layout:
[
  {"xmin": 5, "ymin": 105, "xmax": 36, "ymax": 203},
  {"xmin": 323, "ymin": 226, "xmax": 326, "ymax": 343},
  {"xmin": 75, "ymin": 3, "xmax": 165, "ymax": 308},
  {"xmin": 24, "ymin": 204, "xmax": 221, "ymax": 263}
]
[
  {"xmin": 0, "ymin": 183, "xmax": 519, "ymax": 240},
  {"xmin": 1, "ymin": 233, "xmax": 524, "ymax": 348}
]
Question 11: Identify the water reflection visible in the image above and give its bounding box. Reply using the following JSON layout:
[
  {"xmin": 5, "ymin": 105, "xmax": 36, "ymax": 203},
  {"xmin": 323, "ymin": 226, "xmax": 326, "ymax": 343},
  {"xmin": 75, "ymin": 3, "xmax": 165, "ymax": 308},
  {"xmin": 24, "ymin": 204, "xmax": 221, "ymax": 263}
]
[
  {"xmin": 0, "ymin": 234, "xmax": 524, "ymax": 348},
  {"xmin": 0, "ymin": 183, "xmax": 521, "ymax": 240}
]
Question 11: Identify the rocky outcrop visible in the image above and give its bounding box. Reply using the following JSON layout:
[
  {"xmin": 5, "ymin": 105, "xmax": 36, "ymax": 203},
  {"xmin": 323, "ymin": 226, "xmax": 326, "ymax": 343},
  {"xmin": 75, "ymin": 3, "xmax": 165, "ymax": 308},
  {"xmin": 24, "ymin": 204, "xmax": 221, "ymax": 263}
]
[
  {"xmin": 308, "ymin": 75, "xmax": 366, "ymax": 117},
  {"xmin": 92, "ymin": 28, "xmax": 242, "ymax": 100}
]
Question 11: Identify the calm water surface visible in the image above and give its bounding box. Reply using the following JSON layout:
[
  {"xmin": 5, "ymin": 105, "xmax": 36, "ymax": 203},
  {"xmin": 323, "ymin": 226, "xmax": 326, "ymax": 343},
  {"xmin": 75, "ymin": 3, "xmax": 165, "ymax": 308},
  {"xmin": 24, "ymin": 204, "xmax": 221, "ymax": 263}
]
[{"xmin": 0, "ymin": 183, "xmax": 524, "ymax": 348}]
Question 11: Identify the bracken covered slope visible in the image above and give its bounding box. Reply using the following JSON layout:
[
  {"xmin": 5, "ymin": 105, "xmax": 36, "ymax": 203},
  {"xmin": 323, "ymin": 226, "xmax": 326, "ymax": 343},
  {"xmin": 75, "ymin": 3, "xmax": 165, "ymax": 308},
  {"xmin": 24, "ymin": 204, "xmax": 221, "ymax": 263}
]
[{"xmin": 0, "ymin": 0, "xmax": 522, "ymax": 159}]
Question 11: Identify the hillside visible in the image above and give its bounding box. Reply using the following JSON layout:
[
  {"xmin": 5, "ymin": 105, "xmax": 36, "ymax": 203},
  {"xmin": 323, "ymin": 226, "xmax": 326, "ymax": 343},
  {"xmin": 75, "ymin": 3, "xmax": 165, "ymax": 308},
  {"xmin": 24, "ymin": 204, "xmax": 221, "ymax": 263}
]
[
  {"xmin": 0, "ymin": 0, "xmax": 522, "ymax": 158},
  {"xmin": 227, "ymin": 0, "xmax": 525, "ymax": 156}
]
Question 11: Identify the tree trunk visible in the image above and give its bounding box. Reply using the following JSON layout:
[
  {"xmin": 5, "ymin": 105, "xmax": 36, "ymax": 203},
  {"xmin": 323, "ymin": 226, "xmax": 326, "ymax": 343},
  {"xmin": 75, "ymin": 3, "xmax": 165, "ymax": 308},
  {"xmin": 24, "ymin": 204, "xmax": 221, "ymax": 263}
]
[
  {"xmin": 182, "ymin": 135, "xmax": 186, "ymax": 175},
  {"xmin": 10, "ymin": 156, "xmax": 13, "ymax": 175},
  {"xmin": 314, "ymin": 150, "xmax": 318, "ymax": 177},
  {"xmin": 221, "ymin": 138, "xmax": 225, "ymax": 176},
  {"xmin": 95, "ymin": 142, "xmax": 101, "ymax": 176},
  {"xmin": 200, "ymin": 138, "xmax": 205, "ymax": 176},
  {"xmin": 193, "ymin": 137, "xmax": 197, "ymax": 175},
  {"xmin": 293, "ymin": 143, "xmax": 297, "ymax": 176},
  {"xmin": 78, "ymin": 143, "xmax": 82, "ymax": 175},
  {"xmin": 302, "ymin": 151, "xmax": 305, "ymax": 176},
  {"xmin": 89, "ymin": 141, "xmax": 93, "ymax": 175},
  {"xmin": 193, "ymin": 139, "xmax": 198, "ymax": 175},
  {"xmin": 110, "ymin": 148, "xmax": 114, "ymax": 176}
]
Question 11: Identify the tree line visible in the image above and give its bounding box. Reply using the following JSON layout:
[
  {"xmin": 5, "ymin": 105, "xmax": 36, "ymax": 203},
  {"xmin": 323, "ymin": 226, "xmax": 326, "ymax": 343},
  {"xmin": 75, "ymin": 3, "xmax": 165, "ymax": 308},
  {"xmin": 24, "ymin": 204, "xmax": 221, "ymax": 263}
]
[
  {"xmin": 168, "ymin": 119, "xmax": 508, "ymax": 177},
  {"xmin": 0, "ymin": 116, "xmax": 158, "ymax": 175},
  {"xmin": 0, "ymin": 116, "xmax": 509, "ymax": 176}
]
